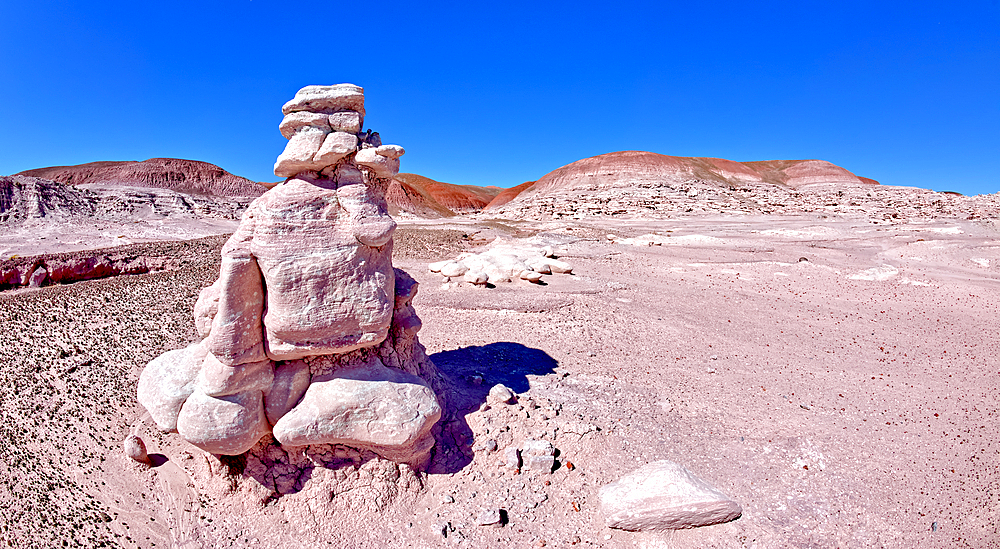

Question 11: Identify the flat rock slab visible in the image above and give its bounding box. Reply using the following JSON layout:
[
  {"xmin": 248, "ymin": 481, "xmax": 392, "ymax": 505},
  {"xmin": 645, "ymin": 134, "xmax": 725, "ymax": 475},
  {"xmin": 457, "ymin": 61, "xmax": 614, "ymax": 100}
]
[{"xmin": 598, "ymin": 459, "xmax": 742, "ymax": 530}]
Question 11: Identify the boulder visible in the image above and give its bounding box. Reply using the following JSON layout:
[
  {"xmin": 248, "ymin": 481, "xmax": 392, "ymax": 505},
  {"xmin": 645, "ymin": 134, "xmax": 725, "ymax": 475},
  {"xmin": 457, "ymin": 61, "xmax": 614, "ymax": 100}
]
[
  {"xmin": 440, "ymin": 261, "xmax": 468, "ymax": 278},
  {"xmin": 375, "ymin": 144, "xmax": 405, "ymax": 159},
  {"xmin": 279, "ymin": 111, "xmax": 331, "ymax": 139},
  {"xmin": 328, "ymin": 111, "xmax": 363, "ymax": 133},
  {"xmin": 521, "ymin": 439, "xmax": 555, "ymax": 472},
  {"xmin": 519, "ymin": 270, "xmax": 543, "ymax": 283},
  {"xmin": 274, "ymin": 125, "xmax": 329, "ymax": 177},
  {"xmin": 197, "ymin": 355, "xmax": 274, "ymax": 397},
  {"xmin": 464, "ymin": 270, "xmax": 489, "ymax": 285},
  {"xmin": 176, "ymin": 389, "xmax": 270, "ymax": 455},
  {"xmin": 137, "ymin": 343, "xmax": 207, "ymax": 432},
  {"xmin": 271, "ymin": 357, "xmax": 441, "ymax": 464},
  {"xmin": 123, "ymin": 434, "xmax": 150, "ymax": 464},
  {"xmin": 488, "ymin": 384, "xmax": 515, "ymax": 404},
  {"xmin": 313, "ymin": 131, "xmax": 358, "ymax": 165},
  {"xmin": 355, "ymin": 147, "xmax": 401, "ymax": 178},
  {"xmin": 28, "ymin": 266, "xmax": 47, "ymax": 287},
  {"xmin": 598, "ymin": 460, "xmax": 742, "ymax": 530}
]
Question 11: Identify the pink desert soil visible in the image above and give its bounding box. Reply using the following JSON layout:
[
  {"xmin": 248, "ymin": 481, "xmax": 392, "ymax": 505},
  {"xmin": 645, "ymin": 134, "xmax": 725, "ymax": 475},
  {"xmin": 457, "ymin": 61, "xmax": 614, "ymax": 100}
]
[{"xmin": 1, "ymin": 211, "xmax": 997, "ymax": 548}]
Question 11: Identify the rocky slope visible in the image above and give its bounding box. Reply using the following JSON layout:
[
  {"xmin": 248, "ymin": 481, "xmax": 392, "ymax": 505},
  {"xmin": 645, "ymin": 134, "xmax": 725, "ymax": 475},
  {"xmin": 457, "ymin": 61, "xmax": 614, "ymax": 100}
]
[
  {"xmin": 0, "ymin": 175, "xmax": 97, "ymax": 223},
  {"xmin": 387, "ymin": 173, "xmax": 502, "ymax": 218},
  {"xmin": 18, "ymin": 158, "xmax": 267, "ymax": 198}
]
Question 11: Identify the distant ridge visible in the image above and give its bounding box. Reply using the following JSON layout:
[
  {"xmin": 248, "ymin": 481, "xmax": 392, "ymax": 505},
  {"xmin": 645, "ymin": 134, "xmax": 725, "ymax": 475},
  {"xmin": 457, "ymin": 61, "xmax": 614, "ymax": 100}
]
[
  {"xmin": 386, "ymin": 173, "xmax": 502, "ymax": 217},
  {"xmin": 17, "ymin": 158, "xmax": 267, "ymax": 198}
]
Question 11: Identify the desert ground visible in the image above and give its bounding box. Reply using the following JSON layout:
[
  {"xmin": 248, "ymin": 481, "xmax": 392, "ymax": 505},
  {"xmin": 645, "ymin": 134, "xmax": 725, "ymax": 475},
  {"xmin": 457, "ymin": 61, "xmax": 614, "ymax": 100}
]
[{"xmin": 1, "ymin": 211, "xmax": 997, "ymax": 548}]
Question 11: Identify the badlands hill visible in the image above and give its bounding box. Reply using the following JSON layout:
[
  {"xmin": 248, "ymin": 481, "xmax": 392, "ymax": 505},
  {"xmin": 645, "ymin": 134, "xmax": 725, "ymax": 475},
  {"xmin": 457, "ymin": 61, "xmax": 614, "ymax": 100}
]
[
  {"xmin": 1, "ymin": 159, "xmax": 264, "ymax": 257},
  {"xmin": 484, "ymin": 151, "xmax": 890, "ymax": 219},
  {"xmin": 18, "ymin": 158, "xmax": 267, "ymax": 198},
  {"xmin": 387, "ymin": 173, "xmax": 502, "ymax": 217}
]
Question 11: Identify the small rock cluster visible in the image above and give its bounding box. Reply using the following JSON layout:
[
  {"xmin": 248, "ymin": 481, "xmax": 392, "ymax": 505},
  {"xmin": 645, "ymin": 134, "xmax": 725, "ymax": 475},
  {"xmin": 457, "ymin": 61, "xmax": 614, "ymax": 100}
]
[
  {"xmin": 137, "ymin": 85, "xmax": 443, "ymax": 470},
  {"xmin": 429, "ymin": 239, "xmax": 573, "ymax": 286}
]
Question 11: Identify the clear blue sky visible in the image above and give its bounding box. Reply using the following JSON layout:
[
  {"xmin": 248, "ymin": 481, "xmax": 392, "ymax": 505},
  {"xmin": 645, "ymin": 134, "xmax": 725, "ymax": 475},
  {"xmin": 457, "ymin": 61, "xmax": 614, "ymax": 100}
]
[{"xmin": 1, "ymin": 1, "xmax": 998, "ymax": 195}]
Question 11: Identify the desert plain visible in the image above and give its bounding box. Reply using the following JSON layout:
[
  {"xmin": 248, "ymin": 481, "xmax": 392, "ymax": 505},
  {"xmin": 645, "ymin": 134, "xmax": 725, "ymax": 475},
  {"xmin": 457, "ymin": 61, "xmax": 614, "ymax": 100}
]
[{"xmin": 2, "ymin": 192, "xmax": 998, "ymax": 548}]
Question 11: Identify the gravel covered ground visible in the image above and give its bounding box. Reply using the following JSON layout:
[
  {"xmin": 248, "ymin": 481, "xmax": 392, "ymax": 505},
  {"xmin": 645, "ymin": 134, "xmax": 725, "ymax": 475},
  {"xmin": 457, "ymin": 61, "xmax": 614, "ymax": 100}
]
[{"xmin": 1, "ymin": 218, "xmax": 998, "ymax": 548}]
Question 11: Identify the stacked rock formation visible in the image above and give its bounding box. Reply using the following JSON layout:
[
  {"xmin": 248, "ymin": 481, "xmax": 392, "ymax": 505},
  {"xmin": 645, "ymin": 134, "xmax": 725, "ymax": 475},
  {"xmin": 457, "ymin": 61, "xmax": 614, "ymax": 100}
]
[{"xmin": 138, "ymin": 84, "xmax": 443, "ymax": 469}]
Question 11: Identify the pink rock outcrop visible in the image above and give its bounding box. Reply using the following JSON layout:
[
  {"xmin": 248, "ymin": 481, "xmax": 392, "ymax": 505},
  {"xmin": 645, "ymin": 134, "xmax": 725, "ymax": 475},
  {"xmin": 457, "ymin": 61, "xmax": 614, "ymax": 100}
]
[{"xmin": 137, "ymin": 85, "xmax": 442, "ymax": 467}]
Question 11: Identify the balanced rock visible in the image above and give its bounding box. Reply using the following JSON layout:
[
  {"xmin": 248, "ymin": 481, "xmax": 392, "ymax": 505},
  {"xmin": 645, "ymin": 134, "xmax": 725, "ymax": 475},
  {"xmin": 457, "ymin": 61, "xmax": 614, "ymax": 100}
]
[
  {"xmin": 137, "ymin": 85, "xmax": 441, "ymax": 470},
  {"xmin": 598, "ymin": 460, "xmax": 742, "ymax": 530}
]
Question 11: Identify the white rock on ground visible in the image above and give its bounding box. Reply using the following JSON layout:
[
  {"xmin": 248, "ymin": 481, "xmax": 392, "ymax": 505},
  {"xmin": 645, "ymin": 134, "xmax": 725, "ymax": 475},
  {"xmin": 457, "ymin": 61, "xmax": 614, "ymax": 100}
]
[
  {"xmin": 428, "ymin": 236, "xmax": 574, "ymax": 286},
  {"xmin": 598, "ymin": 459, "xmax": 742, "ymax": 530},
  {"xmin": 123, "ymin": 434, "xmax": 149, "ymax": 464},
  {"xmin": 520, "ymin": 439, "xmax": 556, "ymax": 473}
]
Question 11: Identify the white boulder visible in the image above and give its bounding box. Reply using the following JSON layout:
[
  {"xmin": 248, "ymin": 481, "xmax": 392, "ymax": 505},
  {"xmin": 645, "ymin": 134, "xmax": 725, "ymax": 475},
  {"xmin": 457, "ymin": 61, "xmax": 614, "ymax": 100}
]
[{"xmin": 598, "ymin": 460, "xmax": 742, "ymax": 530}]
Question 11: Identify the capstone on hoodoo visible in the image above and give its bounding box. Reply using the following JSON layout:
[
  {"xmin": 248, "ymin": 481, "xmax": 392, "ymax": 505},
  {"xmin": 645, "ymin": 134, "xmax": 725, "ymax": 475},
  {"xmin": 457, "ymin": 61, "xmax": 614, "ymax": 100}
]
[{"xmin": 138, "ymin": 84, "xmax": 442, "ymax": 468}]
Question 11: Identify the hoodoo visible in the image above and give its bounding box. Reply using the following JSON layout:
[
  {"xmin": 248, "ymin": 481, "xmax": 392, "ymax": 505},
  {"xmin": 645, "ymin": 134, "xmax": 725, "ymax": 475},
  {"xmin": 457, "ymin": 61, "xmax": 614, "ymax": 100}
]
[{"xmin": 137, "ymin": 84, "xmax": 443, "ymax": 469}]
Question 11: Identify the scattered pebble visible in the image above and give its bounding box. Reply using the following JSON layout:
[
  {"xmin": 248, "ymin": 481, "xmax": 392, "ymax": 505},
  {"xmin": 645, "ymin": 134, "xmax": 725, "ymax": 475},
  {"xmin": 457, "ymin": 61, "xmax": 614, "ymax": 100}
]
[
  {"xmin": 123, "ymin": 434, "xmax": 150, "ymax": 464},
  {"xmin": 477, "ymin": 508, "xmax": 504, "ymax": 527},
  {"xmin": 504, "ymin": 446, "xmax": 521, "ymax": 470},
  {"xmin": 521, "ymin": 439, "xmax": 556, "ymax": 473},
  {"xmin": 489, "ymin": 384, "xmax": 515, "ymax": 404}
]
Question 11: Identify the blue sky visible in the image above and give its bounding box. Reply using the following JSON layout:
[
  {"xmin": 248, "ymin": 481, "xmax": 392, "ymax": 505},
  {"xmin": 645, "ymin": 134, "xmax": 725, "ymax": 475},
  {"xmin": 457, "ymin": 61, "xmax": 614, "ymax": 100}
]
[{"xmin": 1, "ymin": 1, "xmax": 998, "ymax": 195}]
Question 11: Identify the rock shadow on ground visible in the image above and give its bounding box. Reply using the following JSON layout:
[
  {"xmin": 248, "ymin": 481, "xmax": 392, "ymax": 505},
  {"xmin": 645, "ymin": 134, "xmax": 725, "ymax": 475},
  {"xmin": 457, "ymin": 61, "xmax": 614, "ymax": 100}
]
[{"xmin": 428, "ymin": 342, "xmax": 558, "ymax": 474}]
